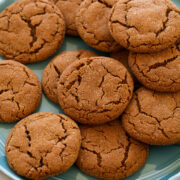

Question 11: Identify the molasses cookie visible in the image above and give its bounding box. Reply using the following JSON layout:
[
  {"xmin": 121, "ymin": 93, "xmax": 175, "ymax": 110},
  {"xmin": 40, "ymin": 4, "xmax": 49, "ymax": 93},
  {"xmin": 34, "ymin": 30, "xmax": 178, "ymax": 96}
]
[
  {"xmin": 76, "ymin": 120, "xmax": 149, "ymax": 180},
  {"xmin": 0, "ymin": 60, "xmax": 41, "ymax": 123},
  {"xmin": 109, "ymin": 0, "xmax": 180, "ymax": 53},
  {"xmin": 128, "ymin": 43, "xmax": 180, "ymax": 92},
  {"xmin": 75, "ymin": 0, "xmax": 121, "ymax": 52},
  {"xmin": 5, "ymin": 112, "xmax": 81, "ymax": 179},
  {"xmin": 42, "ymin": 49, "xmax": 97, "ymax": 103},
  {"xmin": 122, "ymin": 87, "xmax": 180, "ymax": 145},
  {"xmin": 0, "ymin": 0, "xmax": 65, "ymax": 63},
  {"xmin": 52, "ymin": 0, "xmax": 83, "ymax": 36},
  {"xmin": 58, "ymin": 57, "xmax": 134, "ymax": 125},
  {"xmin": 110, "ymin": 49, "xmax": 141, "ymax": 90}
]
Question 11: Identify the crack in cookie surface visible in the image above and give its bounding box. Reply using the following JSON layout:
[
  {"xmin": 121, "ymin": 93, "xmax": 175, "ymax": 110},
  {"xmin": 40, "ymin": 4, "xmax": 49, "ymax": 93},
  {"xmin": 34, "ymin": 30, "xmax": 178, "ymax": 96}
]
[
  {"xmin": 0, "ymin": 0, "xmax": 65, "ymax": 63},
  {"xmin": 5, "ymin": 112, "xmax": 81, "ymax": 179},
  {"xmin": 122, "ymin": 87, "xmax": 180, "ymax": 145},
  {"xmin": 76, "ymin": 120, "xmax": 149, "ymax": 179},
  {"xmin": 109, "ymin": 0, "xmax": 180, "ymax": 52},
  {"xmin": 42, "ymin": 50, "xmax": 97, "ymax": 103},
  {"xmin": 76, "ymin": 0, "xmax": 121, "ymax": 52},
  {"xmin": 134, "ymin": 93, "xmax": 169, "ymax": 139},
  {"xmin": 0, "ymin": 60, "xmax": 41, "ymax": 122},
  {"xmin": 128, "ymin": 43, "xmax": 180, "ymax": 92},
  {"xmin": 58, "ymin": 57, "xmax": 134, "ymax": 124}
]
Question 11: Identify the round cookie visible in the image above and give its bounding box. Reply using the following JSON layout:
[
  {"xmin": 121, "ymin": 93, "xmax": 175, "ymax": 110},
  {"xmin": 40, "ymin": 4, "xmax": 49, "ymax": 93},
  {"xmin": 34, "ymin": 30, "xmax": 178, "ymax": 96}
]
[
  {"xmin": 110, "ymin": 49, "xmax": 141, "ymax": 90},
  {"xmin": 42, "ymin": 49, "xmax": 97, "ymax": 104},
  {"xmin": 0, "ymin": 0, "xmax": 65, "ymax": 63},
  {"xmin": 58, "ymin": 56, "xmax": 134, "ymax": 125},
  {"xmin": 75, "ymin": 0, "xmax": 121, "ymax": 52},
  {"xmin": 128, "ymin": 43, "xmax": 180, "ymax": 92},
  {"xmin": 122, "ymin": 87, "xmax": 180, "ymax": 145},
  {"xmin": 0, "ymin": 60, "xmax": 41, "ymax": 123},
  {"xmin": 76, "ymin": 120, "xmax": 149, "ymax": 180},
  {"xmin": 108, "ymin": 0, "xmax": 180, "ymax": 53},
  {"xmin": 53, "ymin": 0, "xmax": 83, "ymax": 36},
  {"xmin": 5, "ymin": 112, "xmax": 81, "ymax": 179}
]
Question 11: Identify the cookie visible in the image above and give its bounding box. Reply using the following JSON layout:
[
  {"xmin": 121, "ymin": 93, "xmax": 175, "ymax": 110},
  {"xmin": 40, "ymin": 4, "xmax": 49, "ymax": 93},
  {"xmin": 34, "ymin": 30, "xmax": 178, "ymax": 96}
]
[
  {"xmin": 128, "ymin": 42, "xmax": 180, "ymax": 92},
  {"xmin": 5, "ymin": 112, "xmax": 81, "ymax": 179},
  {"xmin": 110, "ymin": 48, "xmax": 130, "ymax": 71},
  {"xmin": 0, "ymin": 0, "xmax": 65, "ymax": 63},
  {"xmin": 75, "ymin": 0, "xmax": 121, "ymax": 52},
  {"xmin": 108, "ymin": 0, "xmax": 180, "ymax": 53},
  {"xmin": 122, "ymin": 87, "xmax": 180, "ymax": 145},
  {"xmin": 52, "ymin": 0, "xmax": 82, "ymax": 36},
  {"xmin": 0, "ymin": 60, "xmax": 41, "ymax": 123},
  {"xmin": 42, "ymin": 49, "xmax": 97, "ymax": 104},
  {"xmin": 58, "ymin": 56, "xmax": 134, "ymax": 125},
  {"xmin": 110, "ymin": 49, "xmax": 141, "ymax": 90},
  {"xmin": 76, "ymin": 120, "xmax": 149, "ymax": 180}
]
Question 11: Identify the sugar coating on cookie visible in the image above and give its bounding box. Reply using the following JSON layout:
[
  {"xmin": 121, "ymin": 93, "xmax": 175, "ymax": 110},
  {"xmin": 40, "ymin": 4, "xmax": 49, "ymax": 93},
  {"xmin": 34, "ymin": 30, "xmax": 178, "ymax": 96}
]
[
  {"xmin": 128, "ymin": 43, "xmax": 180, "ymax": 92},
  {"xmin": 76, "ymin": 120, "xmax": 149, "ymax": 180},
  {"xmin": 0, "ymin": 0, "xmax": 65, "ymax": 63},
  {"xmin": 42, "ymin": 49, "xmax": 97, "ymax": 103},
  {"xmin": 0, "ymin": 60, "xmax": 41, "ymax": 123},
  {"xmin": 75, "ymin": 0, "xmax": 121, "ymax": 52},
  {"xmin": 5, "ymin": 112, "xmax": 81, "ymax": 179},
  {"xmin": 109, "ymin": 0, "xmax": 180, "ymax": 53},
  {"xmin": 53, "ymin": 0, "xmax": 83, "ymax": 36},
  {"xmin": 58, "ymin": 57, "xmax": 134, "ymax": 125},
  {"xmin": 122, "ymin": 87, "xmax": 180, "ymax": 145}
]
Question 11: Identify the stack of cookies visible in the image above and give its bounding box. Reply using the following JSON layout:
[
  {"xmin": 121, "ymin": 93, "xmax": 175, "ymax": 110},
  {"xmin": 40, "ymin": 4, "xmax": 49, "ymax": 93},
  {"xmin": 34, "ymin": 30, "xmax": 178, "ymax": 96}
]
[{"xmin": 0, "ymin": 0, "xmax": 180, "ymax": 179}]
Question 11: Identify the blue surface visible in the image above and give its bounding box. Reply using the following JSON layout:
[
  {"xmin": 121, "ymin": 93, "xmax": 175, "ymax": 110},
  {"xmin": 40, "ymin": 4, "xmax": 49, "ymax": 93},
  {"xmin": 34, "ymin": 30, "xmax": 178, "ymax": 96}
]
[{"xmin": 0, "ymin": 0, "xmax": 180, "ymax": 179}]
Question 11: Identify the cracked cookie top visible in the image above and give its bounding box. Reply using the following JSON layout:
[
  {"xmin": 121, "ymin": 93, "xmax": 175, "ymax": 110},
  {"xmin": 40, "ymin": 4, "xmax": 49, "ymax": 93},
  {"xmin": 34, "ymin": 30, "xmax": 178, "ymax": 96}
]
[
  {"xmin": 5, "ymin": 112, "xmax": 81, "ymax": 179},
  {"xmin": 108, "ymin": 0, "xmax": 180, "ymax": 53},
  {"xmin": 75, "ymin": 0, "xmax": 121, "ymax": 52},
  {"xmin": 0, "ymin": 60, "xmax": 41, "ymax": 123},
  {"xmin": 42, "ymin": 49, "xmax": 97, "ymax": 104},
  {"xmin": 128, "ymin": 42, "xmax": 180, "ymax": 92},
  {"xmin": 57, "ymin": 56, "xmax": 134, "ymax": 125},
  {"xmin": 0, "ymin": 0, "xmax": 65, "ymax": 63},
  {"xmin": 52, "ymin": 0, "xmax": 83, "ymax": 36},
  {"xmin": 76, "ymin": 120, "xmax": 149, "ymax": 179},
  {"xmin": 122, "ymin": 87, "xmax": 180, "ymax": 145}
]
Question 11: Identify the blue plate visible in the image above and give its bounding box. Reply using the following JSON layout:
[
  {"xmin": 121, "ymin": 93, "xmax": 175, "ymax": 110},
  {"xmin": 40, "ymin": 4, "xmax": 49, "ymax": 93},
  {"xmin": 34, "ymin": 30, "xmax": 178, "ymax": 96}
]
[{"xmin": 0, "ymin": 0, "xmax": 180, "ymax": 179}]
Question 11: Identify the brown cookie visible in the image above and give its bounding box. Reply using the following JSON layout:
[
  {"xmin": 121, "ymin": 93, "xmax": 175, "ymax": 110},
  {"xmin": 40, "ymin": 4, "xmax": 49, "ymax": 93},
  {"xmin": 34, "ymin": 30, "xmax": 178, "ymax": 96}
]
[
  {"xmin": 76, "ymin": 120, "xmax": 149, "ymax": 180},
  {"xmin": 128, "ymin": 43, "xmax": 180, "ymax": 92},
  {"xmin": 110, "ymin": 48, "xmax": 130, "ymax": 71},
  {"xmin": 122, "ymin": 87, "xmax": 180, "ymax": 145},
  {"xmin": 0, "ymin": 60, "xmax": 41, "ymax": 123},
  {"xmin": 110, "ymin": 49, "xmax": 141, "ymax": 90},
  {"xmin": 75, "ymin": 0, "xmax": 121, "ymax": 52},
  {"xmin": 5, "ymin": 112, "xmax": 81, "ymax": 179},
  {"xmin": 42, "ymin": 49, "xmax": 97, "ymax": 104},
  {"xmin": 58, "ymin": 56, "xmax": 134, "ymax": 125},
  {"xmin": 0, "ymin": 0, "xmax": 65, "ymax": 64},
  {"xmin": 52, "ymin": 0, "xmax": 82, "ymax": 36},
  {"xmin": 108, "ymin": 0, "xmax": 180, "ymax": 53}
]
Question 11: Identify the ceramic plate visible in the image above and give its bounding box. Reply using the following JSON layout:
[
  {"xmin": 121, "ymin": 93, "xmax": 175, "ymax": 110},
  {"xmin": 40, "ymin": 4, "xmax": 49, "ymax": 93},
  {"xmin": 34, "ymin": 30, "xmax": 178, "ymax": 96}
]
[{"xmin": 0, "ymin": 0, "xmax": 180, "ymax": 179}]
